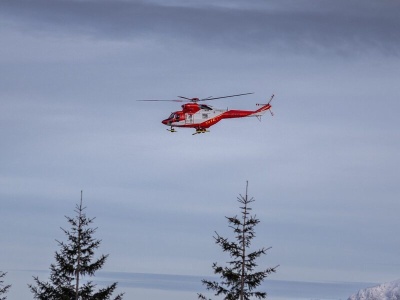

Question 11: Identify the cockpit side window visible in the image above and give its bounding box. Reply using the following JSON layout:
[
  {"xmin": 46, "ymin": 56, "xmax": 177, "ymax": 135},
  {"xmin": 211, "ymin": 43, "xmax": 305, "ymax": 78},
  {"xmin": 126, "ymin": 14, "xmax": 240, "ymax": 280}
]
[{"xmin": 200, "ymin": 104, "xmax": 212, "ymax": 111}]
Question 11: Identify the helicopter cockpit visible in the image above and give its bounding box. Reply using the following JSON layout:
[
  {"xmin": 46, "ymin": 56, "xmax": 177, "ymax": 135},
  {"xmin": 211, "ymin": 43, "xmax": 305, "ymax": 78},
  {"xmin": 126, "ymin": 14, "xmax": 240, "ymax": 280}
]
[{"xmin": 162, "ymin": 112, "xmax": 179, "ymax": 125}]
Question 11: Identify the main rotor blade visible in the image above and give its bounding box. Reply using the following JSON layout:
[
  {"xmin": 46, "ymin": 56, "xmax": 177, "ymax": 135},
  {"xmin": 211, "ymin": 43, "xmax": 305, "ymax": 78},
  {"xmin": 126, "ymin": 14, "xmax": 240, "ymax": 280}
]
[
  {"xmin": 199, "ymin": 92, "xmax": 254, "ymax": 101},
  {"xmin": 137, "ymin": 92, "xmax": 254, "ymax": 102}
]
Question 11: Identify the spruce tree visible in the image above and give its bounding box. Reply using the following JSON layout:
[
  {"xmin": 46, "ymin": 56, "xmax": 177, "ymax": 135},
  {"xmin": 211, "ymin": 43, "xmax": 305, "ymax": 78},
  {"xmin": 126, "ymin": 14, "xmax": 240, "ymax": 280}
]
[
  {"xmin": 198, "ymin": 182, "xmax": 278, "ymax": 300},
  {"xmin": 29, "ymin": 191, "xmax": 123, "ymax": 300},
  {"xmin": 0, "ymin": 271, "xmax": 11, "ymax": 300}
]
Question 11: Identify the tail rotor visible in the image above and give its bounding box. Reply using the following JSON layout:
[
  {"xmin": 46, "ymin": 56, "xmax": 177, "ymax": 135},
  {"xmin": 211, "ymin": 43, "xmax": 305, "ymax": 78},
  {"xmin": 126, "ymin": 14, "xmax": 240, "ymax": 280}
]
[{"xmin": 256, "ymin": 94, "xmax": 275, "ymax": 116}]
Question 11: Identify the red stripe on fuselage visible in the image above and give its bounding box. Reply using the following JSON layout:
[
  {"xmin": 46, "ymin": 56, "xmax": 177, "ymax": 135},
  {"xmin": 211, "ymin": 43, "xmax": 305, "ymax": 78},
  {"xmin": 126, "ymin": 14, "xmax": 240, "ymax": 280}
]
[{"xmin": 197, "ymin": 110, "xmax": 255, "ymax": 128}]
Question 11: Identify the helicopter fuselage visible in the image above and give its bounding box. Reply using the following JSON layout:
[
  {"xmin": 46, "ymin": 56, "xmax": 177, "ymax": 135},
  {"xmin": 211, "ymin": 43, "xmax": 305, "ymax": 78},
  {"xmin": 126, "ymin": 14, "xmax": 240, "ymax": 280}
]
[{"xmin": 161, "ymin": 102, "xmax": 271, "ymax": 130}]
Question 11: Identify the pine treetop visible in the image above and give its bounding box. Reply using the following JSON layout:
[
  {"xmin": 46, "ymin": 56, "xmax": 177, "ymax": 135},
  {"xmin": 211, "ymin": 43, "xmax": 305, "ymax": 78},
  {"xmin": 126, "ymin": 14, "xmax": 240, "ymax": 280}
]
[
  {"xmin": 29, "ymin": 191, "xmax": 124, "ymax": 300},
  {"xmin": 199, "ymin": 182, "xmax": 278, "ymax": 300}
]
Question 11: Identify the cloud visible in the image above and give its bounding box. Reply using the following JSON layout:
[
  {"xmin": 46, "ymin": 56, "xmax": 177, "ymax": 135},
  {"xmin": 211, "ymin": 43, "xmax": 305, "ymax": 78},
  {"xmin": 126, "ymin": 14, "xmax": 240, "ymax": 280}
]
[
  {"xmin": 1, "ymin": 0, "xmax": 400, "ymax": 55},
  {"xmin": 93, "ymin": 271, "xmax": 376, "ymax": 299}
]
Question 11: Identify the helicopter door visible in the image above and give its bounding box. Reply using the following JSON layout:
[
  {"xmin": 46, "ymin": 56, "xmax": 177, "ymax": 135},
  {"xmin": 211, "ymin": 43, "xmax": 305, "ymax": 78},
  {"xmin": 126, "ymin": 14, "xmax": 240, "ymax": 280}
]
[{"xmin": 185, "ymin": 114, "xmax": 194, "ymax": 124}]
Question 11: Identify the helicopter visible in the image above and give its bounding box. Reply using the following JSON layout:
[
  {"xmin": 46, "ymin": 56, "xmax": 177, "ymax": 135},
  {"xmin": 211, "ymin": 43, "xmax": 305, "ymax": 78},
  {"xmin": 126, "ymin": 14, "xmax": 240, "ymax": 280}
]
[{"xmin": 138, "ymin": 93, "xmax": 274, "ymax": 135}]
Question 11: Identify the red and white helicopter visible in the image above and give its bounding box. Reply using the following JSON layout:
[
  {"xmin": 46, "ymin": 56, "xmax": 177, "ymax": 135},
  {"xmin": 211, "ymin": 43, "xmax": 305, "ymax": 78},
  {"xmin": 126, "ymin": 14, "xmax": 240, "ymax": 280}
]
[{"xmin": 139, "ymin": 93, "xmax": 274, "ymax": 135}]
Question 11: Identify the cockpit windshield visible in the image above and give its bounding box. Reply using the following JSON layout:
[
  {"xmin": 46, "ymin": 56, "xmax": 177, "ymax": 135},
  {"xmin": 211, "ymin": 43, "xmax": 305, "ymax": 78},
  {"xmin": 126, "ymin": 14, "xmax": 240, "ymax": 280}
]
[
  {"xmin": 169, "ymin": 112, "xmax": 181, "ymax": 120},
  {"xmin": 168, "ymin": 112, "xmax": 181, "ymax": 120}
]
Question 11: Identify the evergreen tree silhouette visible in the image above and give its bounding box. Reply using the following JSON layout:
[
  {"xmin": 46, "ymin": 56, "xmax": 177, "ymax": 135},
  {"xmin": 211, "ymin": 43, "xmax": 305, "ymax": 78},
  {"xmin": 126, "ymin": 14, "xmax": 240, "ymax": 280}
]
[
  {"xmin": 0, "ymin": 271, "xmax": 11, "ymax": 300},
  {"xmin": 199, "ymin": 182, "xmax": 278, "ymax": 300},
  {"xmin": 29, "ymin": 191, "xmax": 123, "ymax": 300}
]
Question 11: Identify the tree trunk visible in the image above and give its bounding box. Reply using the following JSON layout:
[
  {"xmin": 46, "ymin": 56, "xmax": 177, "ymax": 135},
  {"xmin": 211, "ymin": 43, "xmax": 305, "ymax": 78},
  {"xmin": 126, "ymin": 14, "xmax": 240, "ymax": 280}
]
[
  {"xmin": 75, "ymin": 191, "xmax": 83, "ymax": 300},
  {"xmin": 240, "ymin": 181, "xmax": 249, "ymax": 300}
]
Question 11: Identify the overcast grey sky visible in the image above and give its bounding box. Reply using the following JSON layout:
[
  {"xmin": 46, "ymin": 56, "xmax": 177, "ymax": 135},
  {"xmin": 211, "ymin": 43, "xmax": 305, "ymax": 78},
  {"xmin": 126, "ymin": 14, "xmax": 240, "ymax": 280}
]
[{"xmin": 1, "ymin": 0, "xmax": 400, "ymax": 299}]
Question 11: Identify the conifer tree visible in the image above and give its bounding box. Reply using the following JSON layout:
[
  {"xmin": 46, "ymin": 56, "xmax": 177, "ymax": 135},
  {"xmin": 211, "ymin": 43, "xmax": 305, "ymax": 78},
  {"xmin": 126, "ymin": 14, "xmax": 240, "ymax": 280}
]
[
  {"xmin": 29, "ymin": 191, "xmax": 124, "ymax": 300},
  {"xmin": 198, "ymin": 182, "xmax": 278, "ymax": 300},
  {"xmin": 0, "ymin": 271, "xmax": 11, "ymax": 300}
]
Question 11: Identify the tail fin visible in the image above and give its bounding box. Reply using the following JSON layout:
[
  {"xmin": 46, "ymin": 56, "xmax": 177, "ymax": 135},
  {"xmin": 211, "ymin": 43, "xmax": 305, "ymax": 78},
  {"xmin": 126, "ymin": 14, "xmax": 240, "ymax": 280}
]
[{"xmin": 252, "ymin": 94, "xmax": 274, "ymax": 117}]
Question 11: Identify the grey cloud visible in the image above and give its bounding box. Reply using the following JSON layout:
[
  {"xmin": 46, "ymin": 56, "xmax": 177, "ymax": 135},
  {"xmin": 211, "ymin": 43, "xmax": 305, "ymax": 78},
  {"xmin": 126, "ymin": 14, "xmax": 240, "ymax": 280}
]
[
  {"xmin": 94, "ymin": 271, "xmax": 375, "ymax": 299},
  {"xmin": 1, "ymin": 0, "xmax": 400, "ymax": 55}
]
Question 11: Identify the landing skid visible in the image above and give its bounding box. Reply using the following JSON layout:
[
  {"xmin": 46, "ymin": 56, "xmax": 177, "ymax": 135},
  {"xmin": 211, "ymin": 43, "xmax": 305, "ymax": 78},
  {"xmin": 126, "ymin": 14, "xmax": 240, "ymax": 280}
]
[
  {"xmin": 193, "ymin": 129, "xmax": 209, "ymax": 135},
  {"xmin": 167, "ymin": 127, "xmax": 177, "ymax": 133}
]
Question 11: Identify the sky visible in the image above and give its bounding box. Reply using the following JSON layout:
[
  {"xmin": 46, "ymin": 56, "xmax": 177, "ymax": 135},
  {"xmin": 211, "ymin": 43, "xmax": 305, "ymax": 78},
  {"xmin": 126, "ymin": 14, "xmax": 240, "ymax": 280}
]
[{"xmin": 1, "ymin": 0, "xmax": 400, "ymax": 299}]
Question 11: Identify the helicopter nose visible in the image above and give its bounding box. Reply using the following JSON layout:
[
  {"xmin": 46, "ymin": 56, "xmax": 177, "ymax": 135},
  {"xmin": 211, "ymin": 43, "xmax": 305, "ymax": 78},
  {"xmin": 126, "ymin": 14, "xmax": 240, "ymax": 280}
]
[{"xmin": 162, "ymin": 119, "xmax": 169, "ymax": 125}]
